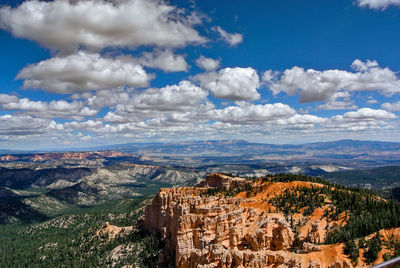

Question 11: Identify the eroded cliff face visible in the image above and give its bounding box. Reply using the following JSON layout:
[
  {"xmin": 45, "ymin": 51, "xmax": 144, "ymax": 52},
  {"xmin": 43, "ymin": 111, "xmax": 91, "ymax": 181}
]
[
  {"xmin": 195, "ymin": 173, "xmax": 253, "ymax": 191},
  {"xmin": 144, "ymin": 186, "xmax": 298, "ymax": 267},
  {"xmin": 141, "ymin": 173, "xmax": 399, "ymax": 268}
]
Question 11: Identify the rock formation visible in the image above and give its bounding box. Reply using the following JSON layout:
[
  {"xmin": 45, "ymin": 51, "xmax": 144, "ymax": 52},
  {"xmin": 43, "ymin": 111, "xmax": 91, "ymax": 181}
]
[
  {"xmin": 141, "ymin": 173, "xmax": 400, "ymax": 267},
  {"xmin": 143, "ymin": 184, "xmax": 297, "ymax": 267},
  {"xmin": 195, "ymin": 173, "xmax": 252, "ymax": 191},
  {"xmin": 96, "ymin": 221, "xmax": 134, "ymax": 240}
]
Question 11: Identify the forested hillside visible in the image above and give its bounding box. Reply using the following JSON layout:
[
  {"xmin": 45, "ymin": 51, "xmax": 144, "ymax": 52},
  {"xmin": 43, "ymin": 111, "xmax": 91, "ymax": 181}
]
[{"xmin": 0, "ymin": 198, "xmax": 162, "ymax": 267}]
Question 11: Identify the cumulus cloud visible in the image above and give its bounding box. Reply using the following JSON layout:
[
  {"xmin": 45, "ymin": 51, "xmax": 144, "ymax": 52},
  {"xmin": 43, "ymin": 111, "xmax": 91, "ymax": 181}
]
[
  {"xmin": 282, "ymin": 114, "xmax": 326, "ymax": 125},
  {"xmin": 382, "ymin": 101, "xmax": 400, "ymax": 111},
  {"xmin": 356, "ymin": 0, "xmax": 400, "ymax": 9},
  {"xmin": 0, "ymin": 94, "xmax": 18, "ymax": 104},
  {"xmin": 103, "ymin": 81, "xmax": 210, "ymax": 123},
  {"xmin": 196, "ymin": 56, "xmax": 220, "ymax": 71},
  {"xmin": 138, "ymin": 50, "xmax": 188, "ymax": 72},
  {"xmin": 333, "ymin": 108, "xmax": 396, "ymax": 121},
  {"xmin": 0, "ymin": 0, "xmax": 206, "ymax": 52},
  {"xmin": 317, "ymin": 91, "xmax": 358, "ymax": 110},
  {"xmin": 324, "ymin": 108, "xmax": 397, "ymax": 133},
  {"xmin": 64, "ymin": 120, "xmax": 104, "ymax": 133},
  {"xmin": 206, "ymin": 103, "xmax": 296, "ymax": 124},
  {"xmin": 0, "ymin": 114, "xmax": 63, "ymax": 136},
  {"xmin": 125, "ymin": 80, "xmax": 208, "ymax": 112},
  {"xmin": 264, "ymin": 59, "xmax": 400, "ymax": 103},
  {"xmin": 52, "ymin": 105, "xmax": 398, "ymax": 145},
  {"xmin": 17, "ymin": 51, "xmax": 151, "ymax": 93},
  {"xmin": 214, "ymin": 26, "xmax": 243, "ymax": 46},
  {"xmin": 83, "ymin": 88, "xmax": 132, "ymax": 110},
  {"xmin": 195, "ymin": 67, "xmax": 261, "ymax": 101},
  {"xmin": 0, "ymin": 94, "xmax": 97, "ymax": 120}
]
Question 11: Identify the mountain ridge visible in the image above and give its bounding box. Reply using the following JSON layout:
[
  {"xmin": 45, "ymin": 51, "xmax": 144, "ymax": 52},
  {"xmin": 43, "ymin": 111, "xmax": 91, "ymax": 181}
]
[{"xmin": 2, "ymin": 139, "xmax": 400, "ymax": 153}]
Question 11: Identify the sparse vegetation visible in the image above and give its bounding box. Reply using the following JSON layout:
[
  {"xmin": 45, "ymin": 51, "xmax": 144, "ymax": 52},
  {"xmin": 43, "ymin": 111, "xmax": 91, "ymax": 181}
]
[{"xmin": 263, "ymin": 173, "xmax": 400, "ymax": 244}]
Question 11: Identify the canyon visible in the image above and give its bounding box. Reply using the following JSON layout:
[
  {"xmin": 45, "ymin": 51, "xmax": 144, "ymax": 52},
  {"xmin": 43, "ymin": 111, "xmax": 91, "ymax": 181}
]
[{"xmin": 142, "ymin": 173, "xmax": 400, "ymax": 267}]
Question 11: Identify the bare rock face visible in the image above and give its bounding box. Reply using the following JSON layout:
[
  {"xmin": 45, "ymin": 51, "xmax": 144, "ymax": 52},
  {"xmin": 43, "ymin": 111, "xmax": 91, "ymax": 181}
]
[
  {"xmin": 302, "ymin": 242, "xmax": 321, "ymax": 253},
  {"xmin": 143, "ymin": 174, "xmax": 296, "ymax": 267},
  {"xmin": 306, "ymin": 221, "xmax": 321, "ymax": 244},
  {"xmin": 96, "ymin": 221, "xmax": 134, "ymax": 240},
  {"xmin": 195, "ymin": 173, "xmax": 252, "ymax": 191},
  {"xmin": 141, "ymin": 173, "xmax": 357, "ymax": 267}
]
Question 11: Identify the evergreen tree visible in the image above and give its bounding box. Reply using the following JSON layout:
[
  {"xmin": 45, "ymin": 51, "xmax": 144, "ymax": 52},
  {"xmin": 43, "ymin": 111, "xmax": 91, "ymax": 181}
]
[
  {"xmin": 343, "ymin": 239, "xmax": 359, "ymax": 263},
  {"xmin": 364, "ymin": 233, "xmax": 382, "ymax": 264}
]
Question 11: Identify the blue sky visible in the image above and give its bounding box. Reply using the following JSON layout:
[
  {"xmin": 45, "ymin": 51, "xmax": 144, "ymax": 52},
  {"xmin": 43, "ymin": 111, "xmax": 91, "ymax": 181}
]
[{"xmin": 0, "ymin": 0, "xmax": 400, "ymax": 150}]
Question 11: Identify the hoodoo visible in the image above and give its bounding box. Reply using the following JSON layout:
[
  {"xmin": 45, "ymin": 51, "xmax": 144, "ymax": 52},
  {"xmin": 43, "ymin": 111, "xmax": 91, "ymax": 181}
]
[{"xmin": 142, "ymin": 173, "xmax": 400, "ymax": 267}]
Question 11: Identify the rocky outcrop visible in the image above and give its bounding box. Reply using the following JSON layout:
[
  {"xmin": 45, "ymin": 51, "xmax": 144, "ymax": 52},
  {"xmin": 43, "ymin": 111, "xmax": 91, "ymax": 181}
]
[
  {"xmin": 96, "ymin": 221, "xmax": 133, "ymax": 240},
  {"xmin": 143, "ymin": 183, "xmax": 296, "ymax": 267},
  {"xmin": 195, "ymin": 173, "xmax": 252, "ymax": 191},
  {"xmin": 0, "ymin": 151, "xmax": 131, "ymax": 162},
  {"xmin": 26, "ymin": 151, "xmax": 130, "ymax": 161},
  {"xmin": 306, "ymin": 221, "xmax": 321, "ymax": 244},
  {"xmin": 302, "ymin": 242, "xmax": 321, "ymax": 253},
  {"xmin": 141, "ymin": 173, "xmax": 380, "ymax": 267},
  {"xmin": 0, "ymin": 155, "xmax": 18, "ymax": 162}
]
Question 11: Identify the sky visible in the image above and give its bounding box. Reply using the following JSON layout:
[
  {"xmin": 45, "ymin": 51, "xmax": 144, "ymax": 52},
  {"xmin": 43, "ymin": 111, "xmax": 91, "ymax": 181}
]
[{"xmin": 0, "ymin": 0, "xmax": 400, "ymax": 150}]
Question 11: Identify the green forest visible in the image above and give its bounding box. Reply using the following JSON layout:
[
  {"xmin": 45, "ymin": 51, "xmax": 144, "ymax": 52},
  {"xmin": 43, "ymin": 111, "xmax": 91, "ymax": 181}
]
[{"xmin": 0, "ymin": 198, "xmax": 163, "ymax": 268}]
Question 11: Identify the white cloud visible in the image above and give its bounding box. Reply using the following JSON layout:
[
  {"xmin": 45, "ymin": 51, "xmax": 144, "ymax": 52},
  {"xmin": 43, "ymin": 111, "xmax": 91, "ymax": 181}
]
[
  {"xmin": 206, "ymin": 103, "xmax": 296, "ymax": 124},
  {"xmin": 0, "ymin": 0, "xmax": 206, "ymax": 52},
  {"xmin": 283, "ymin": 114, "xmax": 326, "ymax": 125},
  {"xmin": 125, "ymin": 80, "xmax": 208, "ymax": 112},
  {"xmin": 84, "ymin": 88, "xmax": 132, "ymax": 110},
  {"xmin": 0, "ymin": 114, "xmax": 63, "ymax": 136},
  {"xmin": 103, "ymin": 112, "xmax": 131, "ymax": 124},
  {"xmin": 0, "ymin": 94, "xmax": 18, "ymax": 104},
  {"xmin": 214, "ymin": 26, "xmax": 243, "ymax": 46},
  {"xmin": 318, "ymin": 101, "xmax": 358, "ymax": 110},
  {"xmin": 138, "ymin": 50, "xmax": 188, "ymax": 72},
  {"xmin": 64, "ymin": 120, "xmax": 103, "ymax": 132},
  {"xmin": 317, "ymin": 91, "xmax": 358, "ymax": 110},
  {"xmin": 323, "ymin": 108, "xmax": 397, "ymax": 133},
  {"xmin": 356, "ymin": 0, "xmax": 400, "ymax": 9},
  {"xmin": 367, "ymin": 98, "xmax": 378, "ymax": 104},
  {"xmin": 43, "ymin": 104, "xmax": 399, "ymax": 146},
  {"xmin": 17, "ymin": 51, "xmax": 151, "ymax": 93},
  {"xmin": 333, "ymin": 107, "xmax": 396, "ymax": 121},
  {"xmin": 264, "ymin": 59, "xmax": 400, "ymax": 103},
  {"xmin": 382, "ymin": 101, "xmax": 400, "ymax": 111},
  {"xmin": 195, "ymin": 67, "xmax": 261, "ymax": 101},
  {"xmin": 196, "ymin": 56, "xmax": 220, "ymax": 71},
  {"xmin": 103, "ymin": 81, "xmax": 210, "ymax": 123},
  {"xmin": 0, "ymin": 96, "xmax": 97, "ymax": 120}
]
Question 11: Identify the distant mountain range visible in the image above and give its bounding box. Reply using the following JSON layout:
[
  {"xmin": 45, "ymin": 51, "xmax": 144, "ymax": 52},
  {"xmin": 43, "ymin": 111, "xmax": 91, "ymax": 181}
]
[
  {"xmin": 83, "ymin": 139, "xmax": 400, "ymax": 167},
  {"xmin": 87, "ymin": 139, "xmax": 400, "ymax": 155},
  {"xmin": 2, "ymin": 139, "xmax": 400, "ymax": 168}
]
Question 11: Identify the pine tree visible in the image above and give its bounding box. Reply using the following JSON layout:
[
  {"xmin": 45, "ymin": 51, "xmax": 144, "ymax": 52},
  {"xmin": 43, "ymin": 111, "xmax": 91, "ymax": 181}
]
[
  {"xmin": 364, "ymin": 233, "xmax": 382, "ymax": 264},
  {"xmin": 343, "ymin": 239, "xmax": 359, "ymax": 263}
]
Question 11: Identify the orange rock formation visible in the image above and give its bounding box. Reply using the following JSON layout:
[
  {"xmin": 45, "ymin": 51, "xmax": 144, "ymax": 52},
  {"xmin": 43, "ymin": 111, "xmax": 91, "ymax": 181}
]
[{"xmin": 142, "ymin": 173, "xmax": 400, "ymax": 268}]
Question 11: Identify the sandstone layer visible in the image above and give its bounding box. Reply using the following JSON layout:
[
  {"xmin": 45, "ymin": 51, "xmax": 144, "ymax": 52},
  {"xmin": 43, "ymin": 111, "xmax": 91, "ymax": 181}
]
[{"xmin": 142, "ymin": 173, "xmax": 400, "ymax": 268}]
